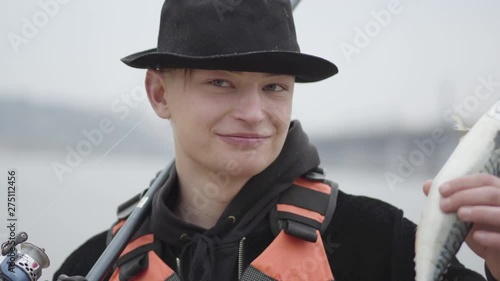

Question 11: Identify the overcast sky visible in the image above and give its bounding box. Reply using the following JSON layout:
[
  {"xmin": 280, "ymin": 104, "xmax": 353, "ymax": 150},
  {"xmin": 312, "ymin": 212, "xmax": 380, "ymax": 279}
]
[{"xmin": 2, "ymin": 0, "xmax": 500, "ymax": 137}]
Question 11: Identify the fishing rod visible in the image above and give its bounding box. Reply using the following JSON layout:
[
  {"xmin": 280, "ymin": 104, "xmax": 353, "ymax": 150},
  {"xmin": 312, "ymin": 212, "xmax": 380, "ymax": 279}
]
[{"xmin": 84, "ymin": 161, "xmax": 174, "ymax": 281}]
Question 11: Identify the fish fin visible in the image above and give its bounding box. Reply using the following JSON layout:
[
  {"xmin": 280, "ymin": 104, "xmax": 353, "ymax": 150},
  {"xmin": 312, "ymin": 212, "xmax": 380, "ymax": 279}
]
[
  {"xmin": 451, "ymin": 114, "xmax": 471, "ymax": 139},
  {"xmin": 451, "ymin": 114, "xmax": 470, "ymax": 131}
]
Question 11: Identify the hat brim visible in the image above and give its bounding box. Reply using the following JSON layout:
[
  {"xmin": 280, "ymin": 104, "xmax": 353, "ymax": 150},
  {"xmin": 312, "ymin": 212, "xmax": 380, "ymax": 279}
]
[{"xmin": 121, "ymin": 48, "xmax": 338, "ymax": 83}]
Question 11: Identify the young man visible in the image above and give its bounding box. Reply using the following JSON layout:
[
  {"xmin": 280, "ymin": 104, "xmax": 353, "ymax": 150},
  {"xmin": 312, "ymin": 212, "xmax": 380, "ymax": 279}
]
[{"xmin": 55, "ymin": 0, "xmax": 500, "ymax": 280}]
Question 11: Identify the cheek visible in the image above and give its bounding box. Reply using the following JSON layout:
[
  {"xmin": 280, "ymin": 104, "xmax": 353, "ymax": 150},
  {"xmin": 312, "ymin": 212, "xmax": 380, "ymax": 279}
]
[
  {"xmin": 169, "ymin": 99, "xmax": 203, "ymax": 142},
  {"xmin": 269, "ymin": 100, "xmax": 293, "ymax": 131},
  {"xmin": 170, "ymin": 96, "xmax": 229, "ymax": 143},
  {"xmin": 171, "ymin": 94, "xmax": 211, "ymax": 121}
]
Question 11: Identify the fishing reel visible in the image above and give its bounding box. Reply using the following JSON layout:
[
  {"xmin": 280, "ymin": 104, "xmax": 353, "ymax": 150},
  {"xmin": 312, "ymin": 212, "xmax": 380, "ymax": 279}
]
[{"xmin": 0, "ymin": 232, "xmax": 50, "ymax": 281}]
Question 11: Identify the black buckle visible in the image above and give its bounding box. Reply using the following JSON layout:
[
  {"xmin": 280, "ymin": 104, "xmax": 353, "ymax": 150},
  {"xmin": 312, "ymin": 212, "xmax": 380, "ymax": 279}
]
[{"xmin": 284, "ymin": 220, "xmax": 318, "ymax": 243}]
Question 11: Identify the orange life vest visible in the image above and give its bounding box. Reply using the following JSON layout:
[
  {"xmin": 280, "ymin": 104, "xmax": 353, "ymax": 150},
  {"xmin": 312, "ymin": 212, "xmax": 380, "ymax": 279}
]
[{"xmin": 108, "ymin": 170, "xmax": 338, "ymax": 281}]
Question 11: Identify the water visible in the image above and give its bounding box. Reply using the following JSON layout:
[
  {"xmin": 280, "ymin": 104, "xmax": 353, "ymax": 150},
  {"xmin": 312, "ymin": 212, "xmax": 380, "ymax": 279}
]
[{"xmin": 0, "ymin": 151, "xmax": 485, "ymax": 280}]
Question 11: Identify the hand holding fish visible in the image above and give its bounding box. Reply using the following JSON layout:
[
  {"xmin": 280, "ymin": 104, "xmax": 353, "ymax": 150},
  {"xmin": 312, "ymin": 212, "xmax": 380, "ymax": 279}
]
[
  {"xmin": 415, "ymin": 101, "xmax": 500, "ymax": 280},
  {"xmin": 423, "ymin": 174, "xmax": 500, "ymax": 279}
]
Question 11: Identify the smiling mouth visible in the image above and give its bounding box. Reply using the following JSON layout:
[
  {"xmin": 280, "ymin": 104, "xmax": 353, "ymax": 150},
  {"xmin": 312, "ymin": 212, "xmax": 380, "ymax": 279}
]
[{"xmin": 217, "ymin": 134, "xmax": 270, "ymax": 147}]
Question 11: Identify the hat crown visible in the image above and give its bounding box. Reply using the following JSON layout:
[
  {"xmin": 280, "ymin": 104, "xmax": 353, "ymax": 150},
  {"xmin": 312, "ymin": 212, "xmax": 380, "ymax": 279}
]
[
  {"xmin": 121, "ymin": 0, "xmax": 338, "ymax": 82},
  {"xmin": 157, "ymin": 0, "xmax": 300, "ymax": 56}
]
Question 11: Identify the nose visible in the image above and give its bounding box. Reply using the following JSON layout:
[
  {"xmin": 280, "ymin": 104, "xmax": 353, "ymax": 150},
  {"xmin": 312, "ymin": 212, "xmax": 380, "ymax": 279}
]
[{"xmin": 232, "ymin": 89, "xmax": 265, "ymax": 125}]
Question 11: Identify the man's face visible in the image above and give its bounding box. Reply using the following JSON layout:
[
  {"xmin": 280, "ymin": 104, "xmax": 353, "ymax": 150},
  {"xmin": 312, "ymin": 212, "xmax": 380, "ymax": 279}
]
[{"xmin": 156, "ymin": 69, "xmax": 294, "ymax": 179}]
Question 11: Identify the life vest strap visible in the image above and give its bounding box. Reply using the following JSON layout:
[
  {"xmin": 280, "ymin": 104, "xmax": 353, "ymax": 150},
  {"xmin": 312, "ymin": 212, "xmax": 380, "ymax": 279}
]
[
  {"xmin": 270, "ymin": 169, "xmax": 338, "ymax": 243},
  {"xmin": 118, "ymin": 253, "xmax": 148, "ymax": 281},
  {"xmin": 277, "ymin": 204, "xmax": 325, "ymax": 225},
  {"xmin": 116, "ymin": 192, "xmax": 143, "ymax": 220},
  {"xmin": 279, "ymin": 183, "xmax": 331, "ymax": 214},
  {"xmin": 284, "ymin": 220, "xmax": 318, "ymax": 243},
  {"xmin": 110, "ymin": 250, "xmax": 180, "ymax": 281},
  {"xmin": 320, "ymin": 179, "xmax": 338, "ymax": 234},
  {"xmin": 115, "ymin": 242, "xmax": 157, "ymax": 268}
]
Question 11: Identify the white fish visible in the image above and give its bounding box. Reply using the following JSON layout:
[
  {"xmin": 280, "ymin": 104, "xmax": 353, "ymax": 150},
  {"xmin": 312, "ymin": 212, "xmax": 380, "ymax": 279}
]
[{"xmin": 415, "ymin": 100, "xmax": 500, "ymax": 281}]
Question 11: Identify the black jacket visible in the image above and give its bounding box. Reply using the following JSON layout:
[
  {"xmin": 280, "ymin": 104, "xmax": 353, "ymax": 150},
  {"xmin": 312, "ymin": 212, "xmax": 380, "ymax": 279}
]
[{"xmin": 54, "ymin": 121, "xmax": 495, "ymax": 281}]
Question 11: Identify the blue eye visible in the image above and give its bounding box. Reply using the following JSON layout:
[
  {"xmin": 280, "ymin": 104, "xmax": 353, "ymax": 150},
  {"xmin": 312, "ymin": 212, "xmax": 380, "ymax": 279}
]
[
  {"xmin": 263, "ymin": 84, "xmax": 285, "ymax": 92},
  {"xmin": 210, "ymin": 79, "xmax": 231, "ymax": 87}
]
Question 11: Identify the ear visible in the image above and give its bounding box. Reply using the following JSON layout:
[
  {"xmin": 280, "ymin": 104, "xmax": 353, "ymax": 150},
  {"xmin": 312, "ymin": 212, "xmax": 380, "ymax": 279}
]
[{"xmin": 145, "ymin": 69, "xmax": 171, "ymax": 119}]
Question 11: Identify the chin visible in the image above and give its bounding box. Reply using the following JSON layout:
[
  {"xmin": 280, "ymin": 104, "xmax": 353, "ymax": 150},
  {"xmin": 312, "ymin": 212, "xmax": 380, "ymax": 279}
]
[
  {"xmin": 237, "ymin": 164, "xmax": 268, "ymax": 178},
  {"xmin": 229, "ymin": 154, "xmax": 276, "ymax": 178}
]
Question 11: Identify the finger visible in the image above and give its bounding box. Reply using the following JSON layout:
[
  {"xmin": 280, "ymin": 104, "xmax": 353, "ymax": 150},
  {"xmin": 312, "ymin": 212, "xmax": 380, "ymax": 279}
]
[
  {"xmin": 441, "ymin": 186, "xmax": 500, "ymax": 212},
  {"xmin": 440, "ymin": 173, "xmax": 500, "ymax": 197},
  {"xmin": 472, "ymin": 230, "xmax": 500, "ymax": 250},
  {"xmin": 458, "ymin": 206, "xmax": 500, "ymax": 227},
  {"xmin": 423, "ymin": 179, "xmax": 432, "ymax": 196}
]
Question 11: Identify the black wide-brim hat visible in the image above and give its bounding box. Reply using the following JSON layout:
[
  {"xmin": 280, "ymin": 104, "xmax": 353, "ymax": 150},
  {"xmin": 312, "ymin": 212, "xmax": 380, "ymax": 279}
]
[{"xmin": 122, "ymin": 0, "xmax": 338, "ymax": 83}]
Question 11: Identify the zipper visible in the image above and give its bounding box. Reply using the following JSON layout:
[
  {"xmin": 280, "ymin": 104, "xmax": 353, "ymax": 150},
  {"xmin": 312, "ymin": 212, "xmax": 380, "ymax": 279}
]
[
  {"xmin": 176, "ymin": 257, "xmax": 182, "ymax": 278},
  {"xmin": 238, "ymin": 237, "xmax": 246, "ymax": 280}
]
